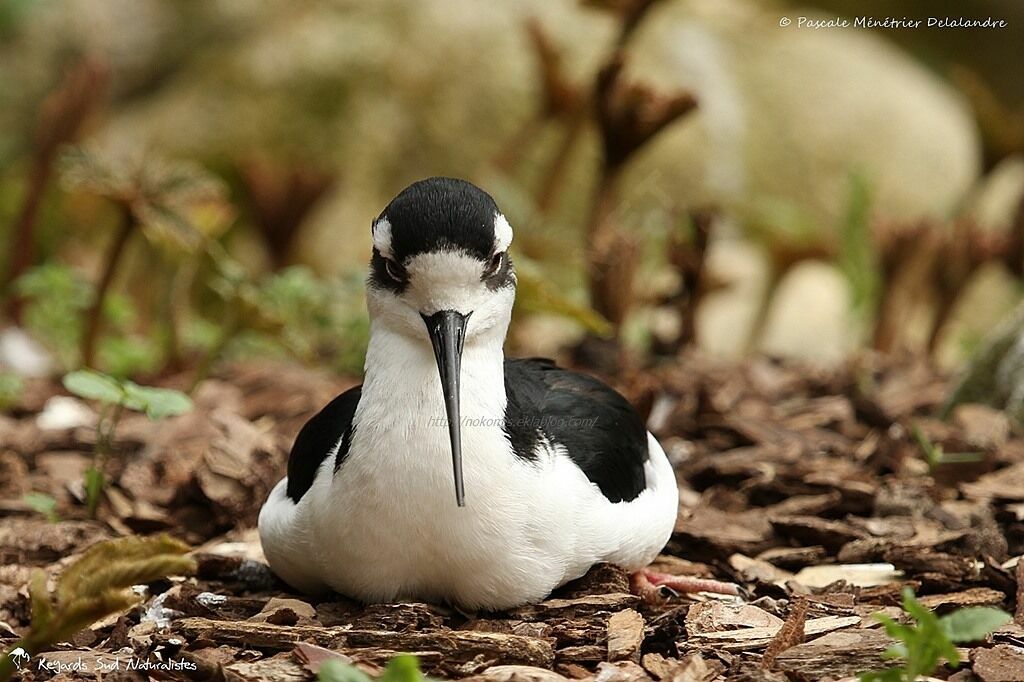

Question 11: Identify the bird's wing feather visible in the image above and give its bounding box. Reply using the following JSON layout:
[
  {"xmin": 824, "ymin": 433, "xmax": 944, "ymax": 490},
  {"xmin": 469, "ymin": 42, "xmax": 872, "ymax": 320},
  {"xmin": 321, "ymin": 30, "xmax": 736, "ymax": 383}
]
[
  {"xmin": 503, "ymin": 358, "xmax": 648, "ymax": 502},
  {"xmin": 285, "ymin": 385, "xmax": 362, "ymax": 502}
]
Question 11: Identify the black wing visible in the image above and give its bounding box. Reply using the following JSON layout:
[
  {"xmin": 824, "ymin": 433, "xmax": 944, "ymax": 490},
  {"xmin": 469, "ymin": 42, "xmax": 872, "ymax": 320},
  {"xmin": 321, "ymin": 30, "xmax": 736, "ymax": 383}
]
[
  {"xmin": 286, "ymin": 385, "xmax": 362, "ymax": 503},
  {"xmin": 503, "ymin": 358, "xmax": 648, "ymax": 502}
]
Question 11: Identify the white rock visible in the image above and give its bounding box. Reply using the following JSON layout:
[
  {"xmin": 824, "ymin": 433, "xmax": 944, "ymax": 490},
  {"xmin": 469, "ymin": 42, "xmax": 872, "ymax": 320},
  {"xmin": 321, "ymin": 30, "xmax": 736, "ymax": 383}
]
[
  {"xmin": 0, "ymin": 327, "xmax": 54, "ymax": 378},
  {"xmin": 36, "ymin": 396, "xmax": 95, "ymax": 431},
  {"xmin": 758, "ymin": 261, "xmax": 860, "ymax": 364},
  {"xmin": 964, "ymin": 155, "xmax": 1024, "ymax": 233}
]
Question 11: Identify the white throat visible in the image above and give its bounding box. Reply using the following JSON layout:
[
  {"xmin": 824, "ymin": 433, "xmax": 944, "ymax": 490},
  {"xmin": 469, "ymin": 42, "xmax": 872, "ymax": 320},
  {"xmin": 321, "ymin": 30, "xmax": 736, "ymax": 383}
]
[{"xmin": 359, "ymin": 319, "xmax": 508, "ymax": 434}]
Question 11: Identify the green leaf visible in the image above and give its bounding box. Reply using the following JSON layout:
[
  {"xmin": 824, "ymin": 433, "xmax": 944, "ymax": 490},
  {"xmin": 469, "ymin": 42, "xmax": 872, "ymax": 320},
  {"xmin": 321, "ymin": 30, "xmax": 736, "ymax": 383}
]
[
  {"xmin": 873, "ymin": 613, "xmax": 913, "ymax": 643},
  {"xmin": 838, "ymin": 170, "xmax": 880, "ymax": 321},
  {"xmin": 121, "ymin": 383, "xmax": 193, "ymax": 420},
  {"xmin": 84, "ymin": 466, "xmax": 104, "ymax": 516},
  {"xmin": 23, "ymin": 492, "xmax": 60, "ymax": 523},
  {"xmin": 317, "ymin": 659, "xmax": 374, "ymax": 682},
  {"xmin": 881, "ymin": 643, "xmax": 908, "ymax": 660},
  {"xmin": 900, "ymin": 588, "xmax": 935, "ymax": 626},
  {"xmin": 63, "ymin": 370, "xmax": 124, "ymax": 404},
  {"xmin": 380, "ymin": 655, "xmax": 425, "ymax": 682},
  {"xmin": 940, "ymin": 607, "xmax": 1012, "ymax": 643}
]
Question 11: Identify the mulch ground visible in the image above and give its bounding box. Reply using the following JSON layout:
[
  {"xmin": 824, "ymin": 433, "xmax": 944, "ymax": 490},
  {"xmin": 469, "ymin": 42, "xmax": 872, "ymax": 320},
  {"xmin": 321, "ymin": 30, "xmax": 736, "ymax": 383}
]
[{"xmin": 2, "ymin": 354, "xmax": 1024, "ymax": 681}]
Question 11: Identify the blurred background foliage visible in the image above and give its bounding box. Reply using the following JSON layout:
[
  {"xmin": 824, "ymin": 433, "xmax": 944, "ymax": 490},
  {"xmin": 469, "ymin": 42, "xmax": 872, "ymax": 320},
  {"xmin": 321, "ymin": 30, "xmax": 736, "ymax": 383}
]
[{"xmin": 1, "ymin": 0, "xmax": 1023, "ymax": 385}]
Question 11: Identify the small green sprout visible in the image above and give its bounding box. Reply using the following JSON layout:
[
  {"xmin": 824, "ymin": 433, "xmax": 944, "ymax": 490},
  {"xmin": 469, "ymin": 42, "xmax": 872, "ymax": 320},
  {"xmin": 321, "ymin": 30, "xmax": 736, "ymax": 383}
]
[
  {"xmin": 0, "ymin": 534, "xmax": 195, "ymax": 682},
  {"xmin": 859, "ymin": 588, "xmax": 1011, "ymax": 681},
  {"xmin": 193, "ymin": 245, "xmax": 368, "ymax": 389},
  {"xmin": 62, "ymin": 369, "xmax": 193, "ymax": 516},
  {"xmin": 13, "ymin": 264, "xmax": 92, "ymax": 368},
  {"xmin": 23, "ymin": 492, "xmax": 60, "ymax": 523},
  {"xmin": 318, "ymin": 654, "xmax": 432, "ymax": 682},
  {"xmin": 911, "ymin": 426, "xmax": 983, "ymax": 470}
]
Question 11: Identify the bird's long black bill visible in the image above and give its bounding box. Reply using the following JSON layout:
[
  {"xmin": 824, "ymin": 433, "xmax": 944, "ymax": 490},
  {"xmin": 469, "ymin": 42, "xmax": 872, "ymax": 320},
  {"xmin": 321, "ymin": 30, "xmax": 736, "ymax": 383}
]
[{"xmin": 422, "ymin": 310, "xmax": 470, "ymax": 507}]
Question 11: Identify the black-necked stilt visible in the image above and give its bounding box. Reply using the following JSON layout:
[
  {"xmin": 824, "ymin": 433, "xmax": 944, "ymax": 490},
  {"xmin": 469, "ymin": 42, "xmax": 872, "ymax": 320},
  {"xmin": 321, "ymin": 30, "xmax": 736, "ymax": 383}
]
[{"xmin": 258, "ymin": 177, "xmax": 737, "ymax": 609}]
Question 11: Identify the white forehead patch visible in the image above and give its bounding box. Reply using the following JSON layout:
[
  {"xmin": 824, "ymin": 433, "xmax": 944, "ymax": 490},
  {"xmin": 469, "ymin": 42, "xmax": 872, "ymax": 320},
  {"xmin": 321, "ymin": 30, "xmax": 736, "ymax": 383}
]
[
  {"xmin": 493, "ymin": 213, "xmax": 513, "ymax": 253},
  {"xmin": 372, "ymin": 217, "xmax": 393, "ymax": 260}
]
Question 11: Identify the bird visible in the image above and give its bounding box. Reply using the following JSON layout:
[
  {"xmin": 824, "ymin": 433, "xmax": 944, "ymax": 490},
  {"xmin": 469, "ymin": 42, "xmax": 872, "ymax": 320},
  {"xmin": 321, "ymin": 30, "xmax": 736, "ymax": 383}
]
[{"xmin": 258, "ymin": 177, "xmax": 737, "ymax": 610}]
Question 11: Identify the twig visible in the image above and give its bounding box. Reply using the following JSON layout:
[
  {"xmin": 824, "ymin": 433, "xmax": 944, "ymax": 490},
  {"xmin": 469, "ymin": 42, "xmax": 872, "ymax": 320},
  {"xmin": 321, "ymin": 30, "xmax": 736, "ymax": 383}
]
[
  {"xmin": 81, "ymin": 204, "xmax": 137, "ymax": 368},
  {"xmin": 762, "ymin": 597, "xmax": 808, "ymax": 669},
  {"xmin": 585, "ymin": 53, "xmax": 697, "ymax": 332},
  {"xmin": 238, "ymin": 157, "xmax": 336, "ymax": 270},
  {"xmin": 4, "ymin": 58, "xmax": 108, "ymax": 322},
  {"xmin": 671, "ymin": 210, "xmax": 714, "ymax": 350},
  {"xmin": 491, "ymin": 19, "xmax": 584, "ymax": 179},
  {"xmin": 1015, "ymin": 559, "xmax": 1024, "ymax": 626}
]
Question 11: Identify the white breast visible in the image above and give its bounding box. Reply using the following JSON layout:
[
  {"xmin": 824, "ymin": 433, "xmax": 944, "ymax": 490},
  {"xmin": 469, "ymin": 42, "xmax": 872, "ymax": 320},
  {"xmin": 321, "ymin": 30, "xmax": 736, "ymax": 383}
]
[{"xmin": 258, "ymin": 327, "xmax": 679, "ymax": 610}]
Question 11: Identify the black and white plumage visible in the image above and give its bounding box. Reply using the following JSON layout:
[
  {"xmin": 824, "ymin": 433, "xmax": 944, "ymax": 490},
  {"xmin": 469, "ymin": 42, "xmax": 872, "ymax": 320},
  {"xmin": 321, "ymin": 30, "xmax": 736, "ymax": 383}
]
[{"xmin": 258, "ymin": 177, "xmax": 679, "ymax": 610}]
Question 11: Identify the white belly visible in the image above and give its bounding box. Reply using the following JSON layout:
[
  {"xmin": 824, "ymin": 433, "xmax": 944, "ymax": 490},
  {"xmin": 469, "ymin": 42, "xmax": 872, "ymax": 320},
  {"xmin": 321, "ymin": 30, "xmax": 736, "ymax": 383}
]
[
  {"xmin": 259, "ymin": 425, "xmax": 678, "ymax": 610},
  {"xmin": 258, "ymin": 325, "xmax": 678, "ymax": 610}
]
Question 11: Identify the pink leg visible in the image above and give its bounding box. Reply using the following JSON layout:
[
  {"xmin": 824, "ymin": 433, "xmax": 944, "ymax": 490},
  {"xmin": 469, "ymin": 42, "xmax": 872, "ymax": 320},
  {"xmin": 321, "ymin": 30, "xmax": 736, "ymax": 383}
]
[{"xmin": 630, "ymin": 568, "xmax": 740, "ymax": 603}]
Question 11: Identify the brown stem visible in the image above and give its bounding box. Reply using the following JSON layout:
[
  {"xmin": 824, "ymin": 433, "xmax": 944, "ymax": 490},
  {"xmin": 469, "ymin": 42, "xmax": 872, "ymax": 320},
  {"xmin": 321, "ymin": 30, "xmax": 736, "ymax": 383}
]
[
  {"xmin": 675, "ymin": 211, "xmax": 713, "ymax": 349},
  {"xmin": 746, "ymin": 264, "xmax": 787, "ymax": 353},
  {"xmin": 162, "ymin": 259, "xmax": 198, "ymax": 373},
  {"xmin": 81, "ymin": 205, "xmax": 136, "ymax": 368},
  {"xmin": 927, "ymin": 286, "xmax": 960, "ymax": 354},
  {"xmin": 584, "ymin": 168, "xmax": 634, "ymax": 329},
  {"xmin": 4, "ymin": 154, "xmax": 55, "ymax": 322},
  {"xmin": 615, "ymin": 0, "xmax": 663, "ymax": 47},
  {"xmin": 4, "ymin": 57, "xmax": 109, "ymax": 322}
]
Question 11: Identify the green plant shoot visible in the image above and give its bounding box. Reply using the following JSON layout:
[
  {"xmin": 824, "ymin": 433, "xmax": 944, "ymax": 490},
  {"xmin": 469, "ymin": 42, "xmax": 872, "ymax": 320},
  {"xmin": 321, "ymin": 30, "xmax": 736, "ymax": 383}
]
[
  {"xmin": 23, "ymin": 492, "xmax": 60, "ymax": 523},
  {"xmin": 62, "ymin": 369, "xmax": 193, "ymax": 516},
  {"xmin": 859, "ymin": 588, "xmax": 1011, "ymax": 681},
  {"xmin": 318, "ymin": 654, "xmax": 433, "ymax": 682},
  {"xmin": 911, "ymin": 426, "xmax": 983, "ymax": 470}
]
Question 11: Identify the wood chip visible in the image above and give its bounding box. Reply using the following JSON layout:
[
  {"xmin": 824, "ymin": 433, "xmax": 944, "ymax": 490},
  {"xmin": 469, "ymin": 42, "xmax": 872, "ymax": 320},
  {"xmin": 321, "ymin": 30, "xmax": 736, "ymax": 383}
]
[
  {"xmin": 647, "ymin": 653, "xmax": 723, "ymax": 682},
  {"xmin": 292, "ymin": 642, "xmax": 353, "ymax": 673},
  {"xmin": 756, "ymin": 546, "xmax": 828, "ymax": 570},
  {"xmin": 952, "ymin": 404, "xmax": 1010, "ymax": 449},
  {"xmin": 556, "ymin": 645, "xmax": 604, "ymax": 665},
  {"xmin": 248, "ymin": 597, "xmax": 317, "ymax": 626},
  {"xmin": 1016, "ymin": 560, "xmax": 1024, "ymax": 626},
  {"xmin": 689, "ymin": 615, "xmax": 860, "ymax": 645},
  {"xmin": 973, "ymin": 644, "xmax": 1024, "ymax": 682},
  {"xmin": 594, "ymin": 660, "xmax": 652, "ymax": 682},
  {"xmin": 770, "ymin": 516, "xmax": 868, "ymax": 551},
  {"xmin": 467, "ymin": 665, "xmax": 569, "ymax": 682},
  {"xmin": 761, "ymin": 598, "xmax": 807, "ymax": 669},
  {"xmin": 175, "ymin": 617, "xmax": 554, "ymax": 671},
  {"xmin": 685, "ymin": 602, "xmax": 783, "ymax": 638},
  {"xmin": 224, "ymin": 652, "xmax": 310, "ymax": 682},
  {"xmin": 729, "ymin": 553, "xmax": 792, "ymax": 584},
  {"xmin": 918, "ymin": 588, "xmax": 1007, "ymax": 611},
  {"xmin": 963, "ymin": 463, "xmax": 1024, "ymax": 501},
  {"xmin": 607, "ymin": 609, "xmax": 644, "ymax": 663},
  {"xmin": 792, "ymin": 563, "xmax": 902, "ymax": 588},
  {"xmin": 507, "ymin": 593, "xmax": 639, "ymax": 620},
  {"xmin": 773, "ymin": 628, "xmax": 893, "ymax": 679}
]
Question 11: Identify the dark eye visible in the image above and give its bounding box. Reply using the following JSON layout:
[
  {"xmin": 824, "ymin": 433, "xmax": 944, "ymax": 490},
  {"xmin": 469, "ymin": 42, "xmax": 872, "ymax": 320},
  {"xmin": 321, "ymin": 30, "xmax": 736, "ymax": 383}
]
[
  {"xmin": 384, "ymin": 259, "xmax": 406, "ymax": 283},
  {"xmin": 485, "ymin": 252, "xmax": 504, "ymax": 276}
]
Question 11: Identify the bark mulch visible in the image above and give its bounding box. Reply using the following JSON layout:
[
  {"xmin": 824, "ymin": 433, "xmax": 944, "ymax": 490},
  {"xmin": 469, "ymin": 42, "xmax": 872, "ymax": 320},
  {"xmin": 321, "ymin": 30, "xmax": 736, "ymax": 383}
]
[{"xmin": 1, "ymin": 355, "xmax": 1023, "ymax": 681}]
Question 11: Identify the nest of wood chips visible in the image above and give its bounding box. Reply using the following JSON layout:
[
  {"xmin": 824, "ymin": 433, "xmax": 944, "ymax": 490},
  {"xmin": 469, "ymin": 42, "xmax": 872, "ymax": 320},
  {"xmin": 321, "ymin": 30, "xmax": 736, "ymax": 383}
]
[{"xmin": 1, "ymin": 355, "xmax": 1023, "ymax": 681}]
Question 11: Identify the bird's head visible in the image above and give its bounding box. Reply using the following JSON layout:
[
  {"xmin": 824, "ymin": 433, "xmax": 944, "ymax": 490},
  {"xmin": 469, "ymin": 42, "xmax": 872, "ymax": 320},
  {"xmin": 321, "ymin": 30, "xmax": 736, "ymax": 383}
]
[{"xmin": 366, "ymin": 177, "xmax": 516, "ymax": 507}]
